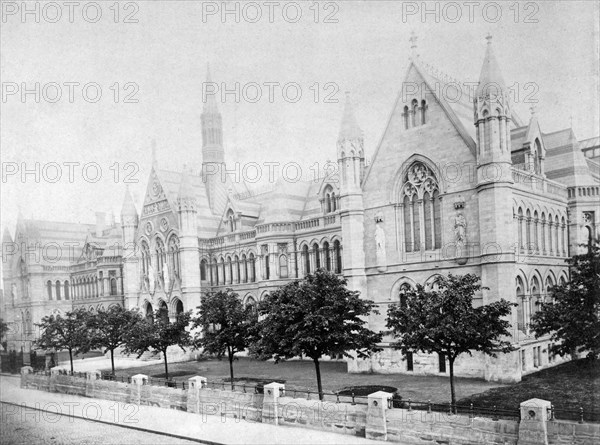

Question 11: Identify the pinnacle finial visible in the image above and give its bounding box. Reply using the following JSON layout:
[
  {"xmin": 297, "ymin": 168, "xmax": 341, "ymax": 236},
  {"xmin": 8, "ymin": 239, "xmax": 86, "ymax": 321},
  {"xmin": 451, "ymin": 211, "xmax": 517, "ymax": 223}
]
[
  {"xmin": 486, "ymin": 33, "xmax": 493, "ymax": 44},
  {"xmin": 530, "ymin": 104, "xmax": 537, "ymax": 117},
  {"xmin": 409, "ymin": 31, "xmax": 418, "ymax": 58},
  {"xmin": 151, "ymin": 139, "xmax": 157, "ymax": 166}
]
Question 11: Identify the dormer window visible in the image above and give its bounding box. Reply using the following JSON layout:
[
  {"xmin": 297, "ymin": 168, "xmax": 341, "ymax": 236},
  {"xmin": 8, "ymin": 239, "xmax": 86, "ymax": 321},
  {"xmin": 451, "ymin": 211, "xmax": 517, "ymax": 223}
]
[
  {"xmin": 226, "ymin": 209, "xmax": 236, "ymax": 232},
  {"xmin": 323, "ymin": 185, "xmax": 336, "ymax": 214}
]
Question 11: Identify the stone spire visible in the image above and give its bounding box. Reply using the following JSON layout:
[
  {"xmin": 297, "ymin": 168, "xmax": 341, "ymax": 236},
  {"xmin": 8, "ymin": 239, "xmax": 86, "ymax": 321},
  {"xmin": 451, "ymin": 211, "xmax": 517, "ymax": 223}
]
[
  {"xmin": 178, "ymin": 165, "xmax": 196, "ymax": 202},
  {"xmin": 120, "ymin": 186, "xmax": 138, "ymax": 219},
  {"xmin": 3, "ymin": 226, "xmax": 13, "ymax": 243},
  {"xmin": 203, "ymin": 62, "xmax": 219, "ymax": 114},
  {"xmin": 476, "ymin": 34, "xmax": 507, "ymax": 98},
  {"xmin": 338, "ymin": 92, "xmax": 363, "ymax": 142}
]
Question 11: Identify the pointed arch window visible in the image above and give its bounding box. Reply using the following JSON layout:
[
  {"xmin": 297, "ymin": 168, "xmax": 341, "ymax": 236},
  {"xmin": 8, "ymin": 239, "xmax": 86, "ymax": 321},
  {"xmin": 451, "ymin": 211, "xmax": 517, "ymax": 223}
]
[
  {"xmin": 249, "ymin": 253, "xmax": 256, "ymax": 282},
  {"xmin": 64, "ymin": 281, "xmax": 70, "ymax": 300},
  {"xmin": 323, "ymin": 241, "xmax": 331, "ymax": 271},
  {"xmin": 168, "ymin": 235, "xmax": 180, "ymax": 280},
  {"xmin": 226, "ymin": 209, "xmax": 236, "ymax": 232},
  {"xmin": 411, "ymin": 99, "xmax": 418, "ymax": 127},
  {"xmin": 302, "ymin": 245, "xmax": 310, "ymax": 275},
  {"xmin": 403, "ymin": 106, "xmax": 410, "ymax": 130},
  {"xmin": 516, "ymin": 276, "xmax": 525, "ymax": 331},
  {"xmin": 313, "ymin": 243, "xmax": 320, "ymax": 270},
  {"xmin": 200, "ymin": 259, "xmax": 207, "ymax": 281},
  {"xmin": 323, "ymin": 185, "xmax": 335, "ymax": 214},
  {"xmin": 421, "ymin": 100, "xmax": 427, "ymax": 124},
  {"xmin": 47, "ymin": 280, "xmax": 53, "ymax": 300},
  {"xmin": 400, "ymin": 162, "xmax": 441, "ymax": 252},
  {"xmin": 55, "ymin": 281, "xmax": 61, "ymax": 300},
  {"xmin": 141, "ymin": 240, "xmax": 151, "ymax": 282},
  {"xmin": 235, "ymin": 255, "xmax": 240, "ymax": 283},
  {"xmin": 333, "ymin": 240, "xmax": 342, "ymax": 274},
  {"xmin": 279, "ymin": 254, "xmax": 288, "ymax": 278},
  {"xmin": 242, "ymin": 254, "xmax": 248, "ymax": 283}
]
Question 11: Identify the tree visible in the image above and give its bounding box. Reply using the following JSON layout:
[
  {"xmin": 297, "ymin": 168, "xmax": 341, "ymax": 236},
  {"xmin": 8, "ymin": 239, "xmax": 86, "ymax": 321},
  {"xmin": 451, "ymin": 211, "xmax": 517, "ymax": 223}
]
[
  {"xmin": 193, "ymin": 289, "xmax": 257, "ymax": 390},
  {"xmin": 0, "ymin": 317, "xmax": 8, "ymax": 342},
  {"xmin": 386, "ymin": 274, "xmax": 515, "ymax": 409},
  {"xmin": 124, "ymin": 307, "xmax": 192, "ymax": 380},
  {"xmin": 531, "ymin": 242, "xmax": 600, "ymax": 360},
  {"xmin": 35, "ymin": 308, "xmax": 90, "ymax": 373},
  {"xmin": 252, "ymin": 269, "xmax": 382, "ymax": 400},
  {"xmin": 87, "ymin": 306, "xmax": 143, "ymax": 376}
]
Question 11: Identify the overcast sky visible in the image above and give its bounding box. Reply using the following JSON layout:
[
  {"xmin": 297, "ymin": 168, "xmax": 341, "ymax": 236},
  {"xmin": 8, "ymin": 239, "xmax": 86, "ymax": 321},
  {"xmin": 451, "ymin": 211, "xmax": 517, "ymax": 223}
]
[{"xmin": 1, "ymin": 0, "xmax": 599, "ymax": 236}]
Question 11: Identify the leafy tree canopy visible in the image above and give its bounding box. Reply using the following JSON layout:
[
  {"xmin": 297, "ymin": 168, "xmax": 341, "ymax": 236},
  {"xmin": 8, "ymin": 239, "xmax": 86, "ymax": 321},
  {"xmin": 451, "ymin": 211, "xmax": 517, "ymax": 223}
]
[{"xmin": 531, "ymin": 243, "xmax": 600, "ymax": 360}]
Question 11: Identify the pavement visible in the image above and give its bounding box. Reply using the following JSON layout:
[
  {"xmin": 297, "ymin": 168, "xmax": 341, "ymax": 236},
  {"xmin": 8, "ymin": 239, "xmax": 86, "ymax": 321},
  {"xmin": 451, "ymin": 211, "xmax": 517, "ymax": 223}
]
[
  {"xmin": 0, "ymin": 374, "xmax": 385, "ymax": 445},
  {"xmin": 55, "ymin": 354, "xmax": 161, "ymax": 373}
]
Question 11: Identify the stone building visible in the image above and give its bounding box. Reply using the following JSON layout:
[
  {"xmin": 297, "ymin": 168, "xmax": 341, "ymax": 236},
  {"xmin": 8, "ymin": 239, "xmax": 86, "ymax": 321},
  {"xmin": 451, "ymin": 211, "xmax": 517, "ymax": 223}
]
[{"xmin": 2, "ymin": 37, "xmax": 598, "ymax": 382}]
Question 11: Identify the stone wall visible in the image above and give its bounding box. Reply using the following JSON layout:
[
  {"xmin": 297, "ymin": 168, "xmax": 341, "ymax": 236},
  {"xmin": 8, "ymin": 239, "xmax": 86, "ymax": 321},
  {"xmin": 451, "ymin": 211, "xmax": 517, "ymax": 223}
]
[{"xmin": 20, "ymin": 368, "xmax": 600, "ymax": 444}]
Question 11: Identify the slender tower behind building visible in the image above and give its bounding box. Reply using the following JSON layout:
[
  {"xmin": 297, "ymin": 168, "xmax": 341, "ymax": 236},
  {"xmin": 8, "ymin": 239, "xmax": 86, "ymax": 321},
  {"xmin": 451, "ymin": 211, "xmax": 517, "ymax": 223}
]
[{"xmin": 201, "ymin": 64, "xmax": 227, "ymax": 215}]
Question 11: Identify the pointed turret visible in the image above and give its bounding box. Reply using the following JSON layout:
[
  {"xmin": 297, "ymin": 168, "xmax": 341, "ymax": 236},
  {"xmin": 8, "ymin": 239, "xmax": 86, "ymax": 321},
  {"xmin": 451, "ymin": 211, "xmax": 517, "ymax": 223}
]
[
  {"xmin": 474, "ymin": 35, "xmax": 512, "ymax": 165},
  {"xmin": 476, "ymin": 34, "xmax": 507, "ymax": 98},
  {"xmin": 3, "ymin": 226, "xmax": 13, "ymax": 243},
  {"xmin": 120, "ymin": 187, "xmax": 138, "ymax": 220},
  {"xmin": 338, "ymin": 92, "xmax": 364, "ymax": 142},
  {"xmin": 337, "ymin": 92, "xmax": 366, "ymax": 189},
  {"xmin": 178, "ymin": 166, "xmax": 196, "ymax": 205}
]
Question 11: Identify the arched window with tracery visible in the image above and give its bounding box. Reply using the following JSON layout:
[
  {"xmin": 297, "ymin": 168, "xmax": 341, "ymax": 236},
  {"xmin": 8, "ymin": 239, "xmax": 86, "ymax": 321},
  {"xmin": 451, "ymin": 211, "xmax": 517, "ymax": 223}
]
[
  {"xmin": 313, "ymin": 243, "xmax": 320, "ymax": 270},
  {"xmin": 279, "ymin": 254, "xmax": 288, "ymax": 278},
  {"xmin": 141, "ymin": 240, "xmax": 151, "ymax": 283},
  {"xmin": 168, "ymin": 235, "xmax": 180, "ymax": 279},
  {"xmin": 333, "ymin": 240, "xmax": 342, "ymax": 273},
  {"xmin": 401, "ymin": 162, "xmax": 441, "ymax": 252},
  {"xmin": 331, "ymin": 192, "xmax": 337, "ymax": 211},
  {"xmin": 155, "ymin": 238, "xmax": 166, "ymax": 283},
  {"xmin": 545, "ymin": 276, "xmax": 554, "ymax": 304}
]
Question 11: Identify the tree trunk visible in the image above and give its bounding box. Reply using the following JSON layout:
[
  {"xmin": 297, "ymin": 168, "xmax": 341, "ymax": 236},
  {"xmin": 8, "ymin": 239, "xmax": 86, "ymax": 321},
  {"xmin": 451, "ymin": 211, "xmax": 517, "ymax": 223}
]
[
  {"xmin": 313, "ymin": 357, "xmax": 323, "ymax": 401},
  {"xmin": 228, "ymin": 346, "xmax": 235, "ymax": 390},
  {"xmin": 449, "ymin": 355, "xmax": 456, "ymax": 413},
  {"xmin": 110, "ymin": 349, "xmax": 115, "ymax": 376},
  {"xmin": 163, "ymin": 349, "xmax": 169, "ymax": 380},
  {"xmin": 69, "ymin": 349, "xmax": 74, "ymax": 374}
]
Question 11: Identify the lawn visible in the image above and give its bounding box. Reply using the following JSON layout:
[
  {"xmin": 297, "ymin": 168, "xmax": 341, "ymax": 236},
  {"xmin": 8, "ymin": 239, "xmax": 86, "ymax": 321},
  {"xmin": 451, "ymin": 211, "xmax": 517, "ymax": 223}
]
[
  {"xmin": 101, "ymin": 356, "xmax": 504, "ymax": 404},
  {"xmin": 457, "ymin": 359, "xmax": 599, "ymax": 422}
]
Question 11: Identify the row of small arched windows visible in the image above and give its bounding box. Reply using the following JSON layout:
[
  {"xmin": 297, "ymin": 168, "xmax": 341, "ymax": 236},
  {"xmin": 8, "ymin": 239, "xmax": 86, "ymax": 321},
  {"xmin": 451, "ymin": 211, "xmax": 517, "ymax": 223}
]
[
  {"xmin": 515, "ymin": 208, "xmax": 567, "ymax": 257},
  {"xmin": 201, "ymin": 254, "xmax": 257, "ymax": 286},
  {"xmin": 403, "ymin": 99, "xmax": 427, "ymax": 130},
  {"xmin": 516, "ymin": 274, "xmax": 566, "ymax": 333},
  {"xmin": 301, "ymin": 240, "xmax": 342, "ymax": 275},
  {"xmin": 52, "ymin": 275, "xmax": 119, "ymax": 300}
]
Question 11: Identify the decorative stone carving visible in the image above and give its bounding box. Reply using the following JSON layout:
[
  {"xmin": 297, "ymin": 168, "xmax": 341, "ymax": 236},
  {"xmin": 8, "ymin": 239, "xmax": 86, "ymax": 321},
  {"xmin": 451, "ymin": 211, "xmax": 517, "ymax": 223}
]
[
  {"xmin": 160, "ymin": 217, "xmax": 169, "ymax": 232},
  {"xmin": 148, "ymin": 264, "xmax": 156, "ymax": 294},
  {"xmin": 583, "ymin": 211, "xmax": 594, "ymax": 225},
  {"xmin": 375, "ymin": 222, "xmax": 387, "ymax": 272},
  {"xmin": 145, "ymin": 221, "xmax": 153, "ymax": 236},
  {"xmin": 454, "ymin": 213, "xmax": 467, "ymax": 245}
]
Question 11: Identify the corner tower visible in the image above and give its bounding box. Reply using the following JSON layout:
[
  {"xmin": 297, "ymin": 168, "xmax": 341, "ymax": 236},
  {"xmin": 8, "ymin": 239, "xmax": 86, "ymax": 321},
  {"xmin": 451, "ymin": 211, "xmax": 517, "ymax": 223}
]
[
  {"xmin": 473, "ymin": 36, "xmax": 519, "ymax": 381},
  {"xmin": 337, "ymin": 92, "xmax": 367, "ymax": 294},
  {"xmin": 120, "ymin": 187, "xmax": 139, "ymax": 309}
]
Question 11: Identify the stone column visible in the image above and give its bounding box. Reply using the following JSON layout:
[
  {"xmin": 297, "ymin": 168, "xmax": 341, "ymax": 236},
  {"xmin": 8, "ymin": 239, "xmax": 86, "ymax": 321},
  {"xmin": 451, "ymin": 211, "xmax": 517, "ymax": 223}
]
[
  {"xmin": 187, "ymin": 376, "xmax": 208, "ymax": 414},
  {"xmin": 262, "ymin": 382, "xmax": 285, "ymax": 425},
  {"xmin": 518, "ymin": 398, "xmax": 551, "ymax": 445},
  {"xmin": 366, "ymin": 391, "xmax": 393, "ymax": 441}
]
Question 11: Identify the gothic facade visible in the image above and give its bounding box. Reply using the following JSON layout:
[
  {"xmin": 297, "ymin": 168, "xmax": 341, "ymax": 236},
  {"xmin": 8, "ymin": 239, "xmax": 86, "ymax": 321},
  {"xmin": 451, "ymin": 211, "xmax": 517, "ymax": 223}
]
[{"xmin": 3, "ymin": 38, "xmax": 598, "ymax": 382}]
